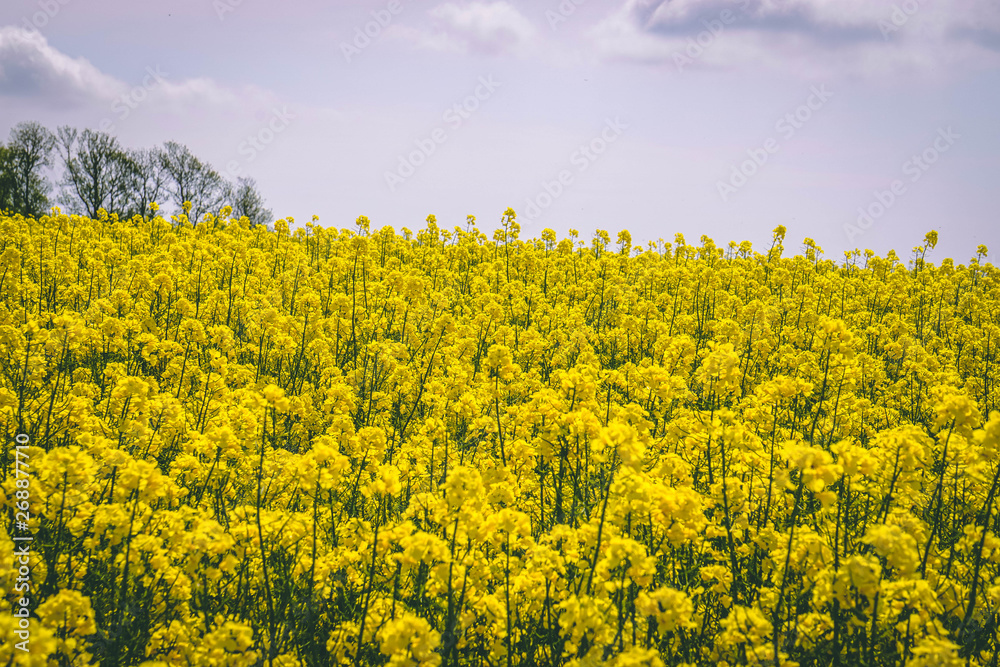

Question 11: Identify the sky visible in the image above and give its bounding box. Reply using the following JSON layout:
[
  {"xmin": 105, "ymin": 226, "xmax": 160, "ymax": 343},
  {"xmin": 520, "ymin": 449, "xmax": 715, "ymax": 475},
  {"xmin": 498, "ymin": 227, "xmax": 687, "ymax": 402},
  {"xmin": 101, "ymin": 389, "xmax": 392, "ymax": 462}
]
[{"xmin": 0, "ymin": 0, "xmax": 998, "ymax": 262}]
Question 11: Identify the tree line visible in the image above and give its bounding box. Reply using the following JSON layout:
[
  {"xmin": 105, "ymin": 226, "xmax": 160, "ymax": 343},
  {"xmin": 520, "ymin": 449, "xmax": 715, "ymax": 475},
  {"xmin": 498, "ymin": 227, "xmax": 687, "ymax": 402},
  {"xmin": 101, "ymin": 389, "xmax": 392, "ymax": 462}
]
[{"xmin": 0, "ymin": 121, "xmax": 272, "ymax": 226}]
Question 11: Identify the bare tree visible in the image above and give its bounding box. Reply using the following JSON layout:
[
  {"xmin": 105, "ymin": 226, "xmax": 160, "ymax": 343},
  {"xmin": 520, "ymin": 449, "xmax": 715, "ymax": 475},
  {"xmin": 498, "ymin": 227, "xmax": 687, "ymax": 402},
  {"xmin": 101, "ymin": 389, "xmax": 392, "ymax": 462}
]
[
  {"xmin": 159, "ymin": 141, "xmax": 227, "ymax": 222},
  {"xmin": 158, "ymin": 140, "xmax": 200, "ymax": 210},
  {"xmin": 228, "ymin": 176, "xmax": 273, "ymax": 228},
  {"xmin": 57, "ymin": 127, "xmax": 135, "ymax": 219},
  {"xmin": 7, "ymin": 121, "xmax": 56, "ymax": 217},
  {"xmin": 128, "ymin": 147, "xmax": 168, "ymax": 219},
  {"xmin": 190, "ymin": 167, "xmax": 228, "ymax": 224},
  {"xmin": 5, "ymin": 123, "xmax": 276, "ymax": 227}
]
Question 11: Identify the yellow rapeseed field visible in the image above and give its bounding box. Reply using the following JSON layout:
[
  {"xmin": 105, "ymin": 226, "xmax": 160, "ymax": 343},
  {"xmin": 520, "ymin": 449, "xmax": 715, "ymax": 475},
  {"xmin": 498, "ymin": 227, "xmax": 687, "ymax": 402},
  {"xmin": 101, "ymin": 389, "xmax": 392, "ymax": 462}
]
[{"xmin": 1, "ymin": 205, "xmax": 999, "ymax": 666}]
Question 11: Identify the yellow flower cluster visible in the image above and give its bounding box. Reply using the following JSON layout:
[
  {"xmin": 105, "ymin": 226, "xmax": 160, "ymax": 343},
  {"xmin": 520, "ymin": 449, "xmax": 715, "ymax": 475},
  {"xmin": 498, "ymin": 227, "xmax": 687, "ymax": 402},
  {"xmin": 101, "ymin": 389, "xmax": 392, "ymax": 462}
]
[{"xmin": 1, "ymin": 211, "xmax": 998, "ymax": 666}]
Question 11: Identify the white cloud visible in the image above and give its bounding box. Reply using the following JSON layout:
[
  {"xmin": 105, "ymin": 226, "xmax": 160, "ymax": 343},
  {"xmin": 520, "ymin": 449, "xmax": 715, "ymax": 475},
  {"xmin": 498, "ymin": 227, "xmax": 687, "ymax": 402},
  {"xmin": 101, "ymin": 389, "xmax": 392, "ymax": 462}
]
[
  {"xmin": 0, "ymin": 26, "xmax": 121, "ymax": 105},
  {"xmin": 0, "ymin": 26, "xmax": 273, "ymax": 109},
  {"xmin": 389, "ymin": 1, "xmax": 538, "ymax": 56},
  {"xmin": 383, "ymin": 24, "xmax": 467, "ymax": 54},
  {"xmin": 588, "ymin": 0, "xmax": 1000, "ymax": 76}
]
